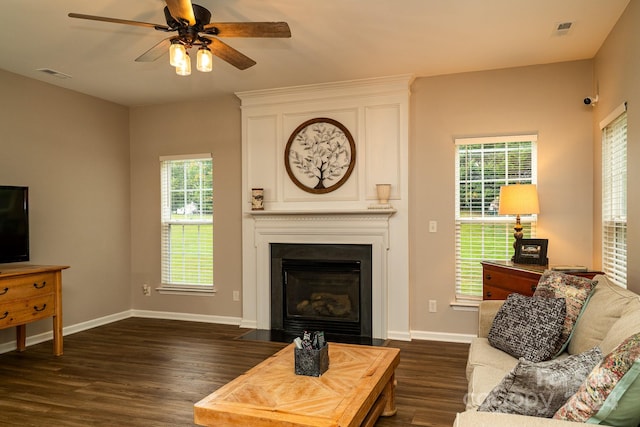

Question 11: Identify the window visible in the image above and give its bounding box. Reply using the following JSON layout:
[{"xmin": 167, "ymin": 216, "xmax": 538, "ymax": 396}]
[
  {"xmin": 601, "ymin": 104, "xmax": 627, "ymax": 288},
  {"xmin": 455, "ymin": 135, "xmax": 537, "ymax": 299},
  {"xmin": 160, "ymin": 154, "xmax": 213, "ymax": 293}
]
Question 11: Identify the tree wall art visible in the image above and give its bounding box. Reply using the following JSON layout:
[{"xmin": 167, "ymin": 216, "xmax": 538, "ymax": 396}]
[{"xmin": 284, "ymin": 118, "xmax": 356, "ymax": 194}]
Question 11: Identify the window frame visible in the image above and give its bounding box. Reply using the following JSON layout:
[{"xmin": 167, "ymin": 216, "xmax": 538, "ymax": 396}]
[
  {"xmin": 158, "ymin": 153, "xmax": 215, "ymax": 295},
  {"xmin": 600, "ymin": 103, "xmax": 627, "ymax": 288},
  {"xmin": 454, "ymin": 135, "xmax": 538, "ymax": 301}
]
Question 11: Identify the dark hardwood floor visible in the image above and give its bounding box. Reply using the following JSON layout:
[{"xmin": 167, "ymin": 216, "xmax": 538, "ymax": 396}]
[{"xmin": 0, "ymin": 318, "xmax": 469, "ymax": 426}]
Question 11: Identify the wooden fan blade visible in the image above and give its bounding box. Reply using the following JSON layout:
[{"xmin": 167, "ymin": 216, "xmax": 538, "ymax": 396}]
[
  {"xmin": 68, "ymin": 13, "xmax": 169, "ymax": 30},
  {"xmin": 165, "ymin": 0, "xmax": 196, "ymax": 26},
  {"xmin": 204, "ymin": 37, "xmax": 256, "ymax": 70},
  {"xmin": 204, "ymin": 22, "xmax": 291, "ymax": 38},
  {"xmin": 135, "ymin": 38, "xmax": 173, "ymax": 62}
]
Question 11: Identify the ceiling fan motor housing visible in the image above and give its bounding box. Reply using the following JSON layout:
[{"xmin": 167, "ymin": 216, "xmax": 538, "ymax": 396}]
[{"xmin": 164, "ymin": 4, "xmax": 211, "ymax": 29}]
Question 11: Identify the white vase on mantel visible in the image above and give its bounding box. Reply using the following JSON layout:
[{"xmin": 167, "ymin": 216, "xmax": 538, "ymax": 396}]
[{"xmin": 369, "ymin": 184, "xmax": 392, "ymax": 209}]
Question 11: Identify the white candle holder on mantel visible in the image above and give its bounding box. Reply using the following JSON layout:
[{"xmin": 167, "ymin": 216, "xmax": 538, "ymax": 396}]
[{"xmin": 369, "ymin": 184, "xmax": 393, "ymax": 209}]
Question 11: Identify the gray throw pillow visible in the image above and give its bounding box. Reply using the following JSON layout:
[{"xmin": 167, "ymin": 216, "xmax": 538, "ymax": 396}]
[
  {"xmin": 488, "ymin": 293, "xmax": 566, "ymax": 362},
  {"xmin": 479, "ymin": 347, "xmax": 602, "ymax": 417}
]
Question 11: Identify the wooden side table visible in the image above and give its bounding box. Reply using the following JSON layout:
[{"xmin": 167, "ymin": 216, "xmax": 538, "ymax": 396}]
[
  {"xmin": 481, "ymin": 261, "xmax": 602, "ymax": 300},
  {"xmin": 0, "ymin": 264, "xmax": 69, "ymax": 355}
]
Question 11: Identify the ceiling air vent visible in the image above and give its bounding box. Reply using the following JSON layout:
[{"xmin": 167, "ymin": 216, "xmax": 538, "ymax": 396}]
[
  {"xmin": 555, "ymin": 22, "xmax": 573, "ymax": 36},
  {"xmin": 36, "ymin": 68, "xmax": 72, "ymax": 79}
]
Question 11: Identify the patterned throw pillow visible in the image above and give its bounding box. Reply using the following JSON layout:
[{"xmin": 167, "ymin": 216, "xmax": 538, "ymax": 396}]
[
  {"xmin": 488, "ymin": 293, "xmax": 566, "ymax": 363},
  {"xmin": 554, "ymin": 333, "xmax": 640, "ymax": 425},
  {"xmin": 534, "ymin": 271, "xmax": 598, "ymax": 353},
  {"xmin": 478, "ymin": 347, "xmax": 602, "ymax": 417}
]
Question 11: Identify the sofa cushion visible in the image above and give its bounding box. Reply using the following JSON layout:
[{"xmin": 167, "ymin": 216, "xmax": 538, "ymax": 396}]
[
  {"xmin": 478, "ymin": 300, "xmax": 506, "ymax": 338},
  {"xmin": 554, "ymin": 332, "xmax": 640, "ymax": 425},
  {"xmin": 599, "ymin": 297, "xmax": 640, "ymax": 355},
  {"xmin": 533, "ymin": 271, "xmax": 597, "ymax": 354},
  {"xmin": 467, "ymin": 365, "xmax": 508, "ymax": 410},
  {"xmin": 488, "ymin": 293, "xmax": 566, "ymax": 362},
  {"xmin": 477, "ymin": 347, "xmax": 602, "ymax": 418},
  {"xmin": 568, "ymin": 275, "xmax": 636, "ymax": 355},
  {"xmin": 467, "ymin": 337, "xmax": 520, "ymax": 380}
]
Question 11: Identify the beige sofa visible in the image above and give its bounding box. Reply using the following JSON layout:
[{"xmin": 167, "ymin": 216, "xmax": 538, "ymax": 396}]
[{"xmin": 454, "ymin": 274, "xmax": 640, "ymax": 426}]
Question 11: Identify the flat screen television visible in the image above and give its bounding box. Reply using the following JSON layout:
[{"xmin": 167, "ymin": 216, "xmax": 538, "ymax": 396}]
[{"xmin": 0, "ymin": 186, "xmax": 29, "ymax": 263}]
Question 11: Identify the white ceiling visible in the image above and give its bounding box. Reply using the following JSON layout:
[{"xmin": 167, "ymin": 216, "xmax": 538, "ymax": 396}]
[{"xmin": 0, "ymin": 0, "xmax": 630, "ymax": 106}]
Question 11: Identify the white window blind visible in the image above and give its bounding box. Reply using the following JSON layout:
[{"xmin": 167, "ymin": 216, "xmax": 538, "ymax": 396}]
[
  {"xmin": 455, "ymin": 136, "xmax": 537, "ymax": 299},
  {"xmin": 601, "ymin": 105, "xmax": 627, "ymax": 288},
  {"xmin": 160, "ymin": 154, "xmax": 213, "ymax": 290}
]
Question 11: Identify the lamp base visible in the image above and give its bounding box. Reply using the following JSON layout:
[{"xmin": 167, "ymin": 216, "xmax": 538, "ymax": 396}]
[{"xmin": 511, "ymin": 215, "xmax": 523, "ymax": 261}]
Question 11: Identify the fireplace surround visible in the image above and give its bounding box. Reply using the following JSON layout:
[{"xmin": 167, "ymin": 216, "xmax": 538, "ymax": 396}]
[
  {"xmin": 242, "ymin": 209, "xmax": 399, "ymax": 340},
  {"xmin": 238, "ymin": 76, "xmax": 412, "ymax": 340}
]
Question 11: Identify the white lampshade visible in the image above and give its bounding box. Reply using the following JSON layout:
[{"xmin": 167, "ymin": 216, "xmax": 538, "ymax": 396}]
[
  {"xmin": 197, "ymin": 47, "xmax": 213, "ymax": 72},
  {"xmin": 175, "ymin": 52, "xmax": 191, "ymax": 76},
  {"xmin": 498, "ymin": 184, "xmax": 540, "ymax": 215},
  {"xmin": 169, "ymin": 43, "xmax": 187, "ymax": 67}
]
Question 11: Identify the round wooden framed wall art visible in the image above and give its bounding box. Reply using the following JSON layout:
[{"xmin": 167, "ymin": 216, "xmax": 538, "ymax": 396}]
[{"xmin": 284, "ymin": 118, "xmax": 356, "ymax": 194}]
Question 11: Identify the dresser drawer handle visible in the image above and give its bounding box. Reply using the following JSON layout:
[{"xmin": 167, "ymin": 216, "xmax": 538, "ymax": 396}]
[
  {"xmin": 531, "ymin": 285, "xmax": 537, "ymax": 293},
  {"xmin": 485, "ymin": 274, "xmax": 492, "ymax": 280},
  {"xmin": 486, "ymin": 291, "xmax": 492, "ymax": 298},
  {"xmin": 34, "ymin": 304, "xmax": 47, "ymax": 312},
  {"xmin": 0, "ymin": 287, "xmax": 8, "ymax": 295},
  {"xmin": 33, "ymin": 281, "xmax": 47, "ymax": 289},
  {"xmin": 0, "ymin": 311, "xmax": 8, "ymax": 320}
]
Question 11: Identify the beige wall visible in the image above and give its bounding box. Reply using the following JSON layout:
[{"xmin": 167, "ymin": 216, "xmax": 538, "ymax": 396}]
[
  {"xmin": 0, "ymin": 69, "xmax": 130, "ymax": 345},
  {"xmin": 129, "ymin": 96, "xmax": 243, "ymax": 318},
  {"xmin": 593, "ymin": 0, "xmax": 640, "ymax": 293},
  {"xmin": 409, "ymin": 60, "xmax": 595, "ymax": 335}
]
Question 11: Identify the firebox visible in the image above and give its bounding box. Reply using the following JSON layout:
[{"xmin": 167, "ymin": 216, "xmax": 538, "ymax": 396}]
[{"xmin": 271, "ymin": 243, "xmax": 372, "ymax": 338}]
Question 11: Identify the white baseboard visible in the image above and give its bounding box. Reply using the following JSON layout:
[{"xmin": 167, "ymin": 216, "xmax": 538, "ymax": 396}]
[
  {"xmin": 387, "ymin": 330, "xmax": 412, "ymax": 341},
  {"xmin": 239, "ymin": 319, "xmax": 257, "ymax": 329},
  {"xmin": 66, "ymin": 310, "xmax": 133, "ymax": 335},
  {"xmin": 131, "ymin": 310, "xmax": 242, "ymax": 326},
  {"xmin": 410, "ymin": 329, "xmax": 475, "ymax": 344}
]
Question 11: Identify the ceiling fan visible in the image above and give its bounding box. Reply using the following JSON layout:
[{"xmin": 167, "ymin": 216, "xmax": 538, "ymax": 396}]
[{"xmin": 68, "ymin": 0, "xmax": 291, "ymax": 75}]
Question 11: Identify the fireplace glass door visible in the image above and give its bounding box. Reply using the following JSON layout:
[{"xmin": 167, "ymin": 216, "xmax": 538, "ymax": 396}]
[{"xmin": 282, "ymin": 259, "xmax": 361, "ymax": 335}]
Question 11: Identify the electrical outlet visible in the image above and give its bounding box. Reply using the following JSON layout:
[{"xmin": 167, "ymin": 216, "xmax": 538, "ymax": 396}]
[
  {"xmin": 233, "ymin": 291, "xmax": 240, "ymax": 301},
  {"xmin": 429, "ymin": 220, "xmax": 437, "ymax": 233},
  {"xmin": 142, "ymin": 284, "xmax": 151, "ymax": 296},
  {"xmin": 428, "ymin": 299, "xmax": 437, "ymax": 312}
]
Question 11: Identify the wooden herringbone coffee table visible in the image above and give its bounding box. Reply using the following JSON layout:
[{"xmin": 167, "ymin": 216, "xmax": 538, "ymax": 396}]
[{"xmin": 194, "ymin": 342, "xmax": 400, "ymax": 427}]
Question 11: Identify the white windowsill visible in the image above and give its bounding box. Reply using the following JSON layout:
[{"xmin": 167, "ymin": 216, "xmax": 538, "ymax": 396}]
[
  {"xmin": 156, "ymin": 286, "xmax": 216, "ymax": 296},
  {"xmin": 450, "ymin": 299, "xmax": 480, "ymax": 311}
]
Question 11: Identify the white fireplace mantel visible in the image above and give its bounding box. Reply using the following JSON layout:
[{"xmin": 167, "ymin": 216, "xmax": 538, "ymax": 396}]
[
  {"xmin": 248, "ymin": 208, "xmax": 396, "ymax": 219},
  {"xmin": 243, "ymin": 210, "xmax": 395, "ymax": 339}
]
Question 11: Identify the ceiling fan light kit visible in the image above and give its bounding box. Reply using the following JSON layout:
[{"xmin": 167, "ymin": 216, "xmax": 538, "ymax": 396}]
[
  {"xmin": 169, "ymin": 40, "xmax": 210, "ymax": 76},
  {"xmin": 68, "ymin": 0, "xmax": 291, "ymax": 76}
]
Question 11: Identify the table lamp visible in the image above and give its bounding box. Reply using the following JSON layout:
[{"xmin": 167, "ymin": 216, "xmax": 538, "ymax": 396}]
[{"xmin": 498, "ymin": 184, "xmax": 540, "ymax": 261}]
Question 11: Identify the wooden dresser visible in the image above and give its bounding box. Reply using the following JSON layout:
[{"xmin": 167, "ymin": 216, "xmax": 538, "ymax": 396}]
[
  {"xmin": 0, "ymin": 265, "xmax": 69, "ymax": 355},
  {"xmin": 482, "ymin": 261, "xmax": 602, "ymax": 300}
]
